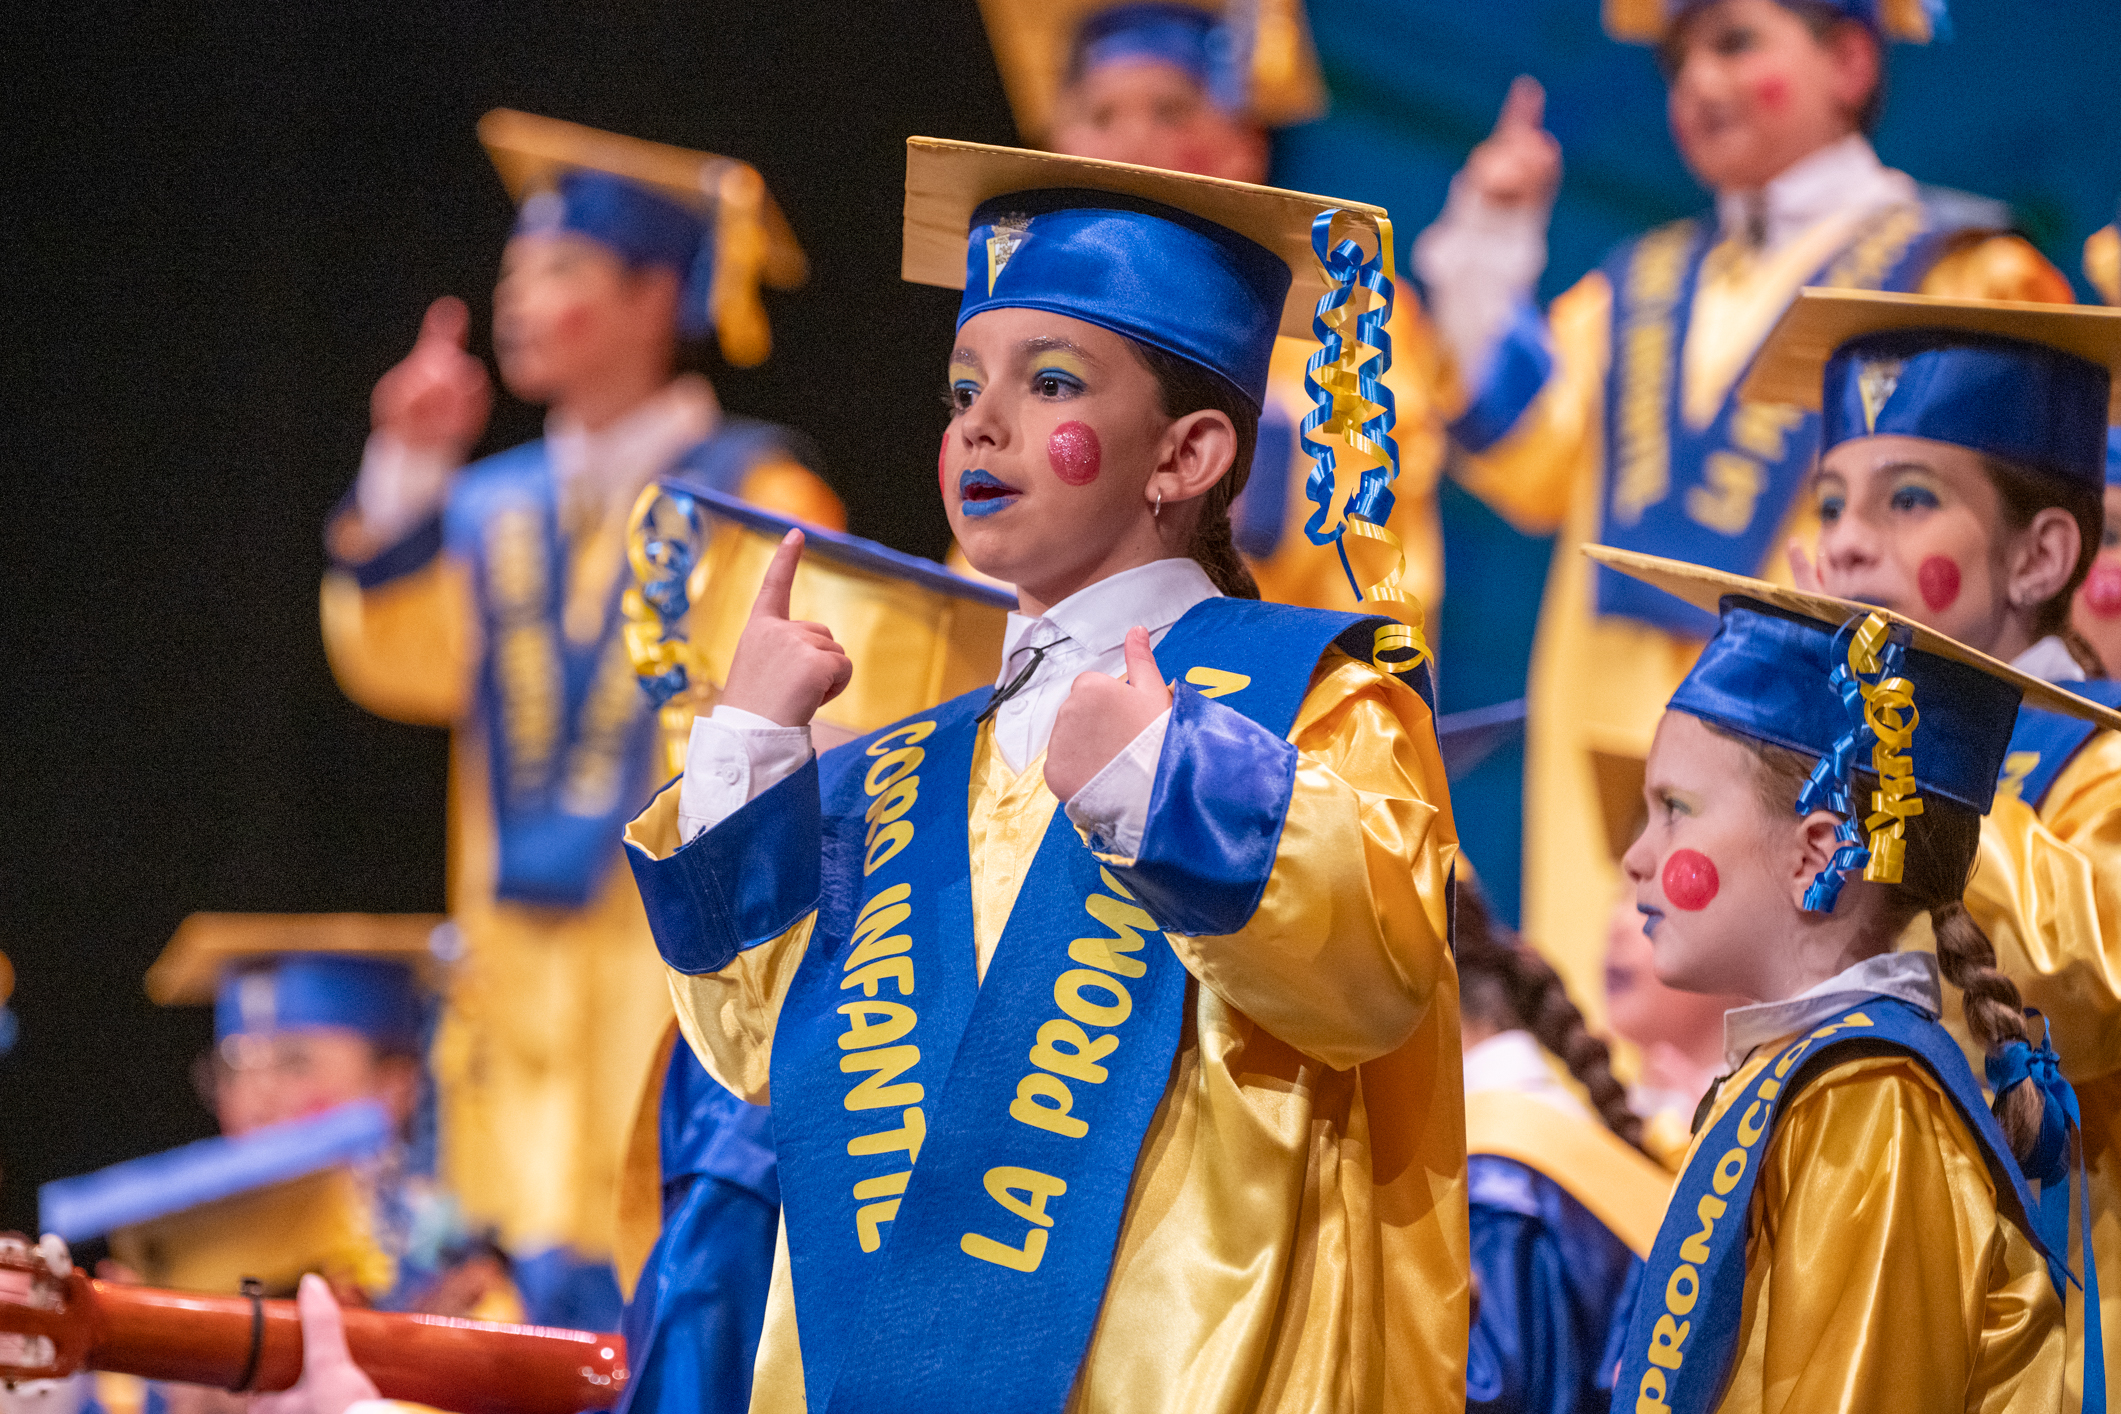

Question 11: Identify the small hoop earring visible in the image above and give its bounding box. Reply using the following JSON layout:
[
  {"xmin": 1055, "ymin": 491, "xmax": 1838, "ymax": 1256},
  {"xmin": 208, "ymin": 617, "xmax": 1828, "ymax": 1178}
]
[{"xmin": 1154, "ymin": 492, "xmax": 1162, "ymax": 519}]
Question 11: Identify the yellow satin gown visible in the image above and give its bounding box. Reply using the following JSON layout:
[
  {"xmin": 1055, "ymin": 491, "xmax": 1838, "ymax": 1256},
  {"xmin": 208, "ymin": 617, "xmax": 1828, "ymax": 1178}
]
[
  {"xmin": 1677, "ymin": 1040, "xmax": 2062, "ymax": 1413},
  {"xmin": 1453, "ymin": 224, "xmax": 2071, "ymax": 1032},
  {"xmin": 626, "ymin": 646, "xmax": 1470, "ymax": 1413},
  {"xmin": 320, "ymin": 452, "xmax": 839, "ymax": 1267}
]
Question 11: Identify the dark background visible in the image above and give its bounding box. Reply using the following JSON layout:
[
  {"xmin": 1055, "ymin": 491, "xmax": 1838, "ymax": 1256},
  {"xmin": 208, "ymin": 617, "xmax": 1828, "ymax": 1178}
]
[{"xmin": 6, "ymin": 0, "xmax": 2118, "ymax": 1232}]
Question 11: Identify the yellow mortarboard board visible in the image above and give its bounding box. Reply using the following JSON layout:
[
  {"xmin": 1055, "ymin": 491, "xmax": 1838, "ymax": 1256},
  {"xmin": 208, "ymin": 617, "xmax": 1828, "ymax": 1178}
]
[
  {"xmin": 901, "ymin": 136, "xmax": 1386, "ymax": 342},
  {"xmin": 1742, "ymin": 288, "xmax": 2121, "ymax": 419},
  {"xmin": 1586, "ymin": 543, "xmax": 2121, "ymax": 730},
  {"xmin": 976, "ymin": 0, "xmax": 1326, "ymax": 142},
  {"xmin": 147, "ymin": 913, "xmax": 447, "ymax": 1007},
  {"xmin": 477, "ymin": 108, "xmax": 807, "ymax": 368},
  {"xmin": 1603, "ymin": 0, "xmax": 1939, "ymax": 43}
]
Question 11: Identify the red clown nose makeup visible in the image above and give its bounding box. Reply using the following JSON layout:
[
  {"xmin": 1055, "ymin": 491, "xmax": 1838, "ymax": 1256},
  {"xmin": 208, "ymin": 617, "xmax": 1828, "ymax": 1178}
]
[
  {"xmin": 1047, "ymin": 421, "xmax": 1102, "ymax": 486},
  {"xmin": 1918, "ymin": 555, "xmax": 1961, "ymax": 612},
  {"xmin": 1662, "ymin": 849, "xmax": 1720, "ymax": 911}
]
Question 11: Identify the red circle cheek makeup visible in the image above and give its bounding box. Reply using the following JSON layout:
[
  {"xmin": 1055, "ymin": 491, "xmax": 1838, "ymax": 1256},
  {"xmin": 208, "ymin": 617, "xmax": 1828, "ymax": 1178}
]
[
  {"xmin": 1662, "ymin": 849, "xmax": 1720, "ymax": 911},
  {"xmin": 2083, "ymin": 562, "xmax": 2121, "ymax": 618},
  {"xmin": 1047, "ymin": 421, "xmax": 1101, "ymax": 486},
  {"xmin": 1917, "ymin": 555, "xmax": 1961, "ymax": 612}
]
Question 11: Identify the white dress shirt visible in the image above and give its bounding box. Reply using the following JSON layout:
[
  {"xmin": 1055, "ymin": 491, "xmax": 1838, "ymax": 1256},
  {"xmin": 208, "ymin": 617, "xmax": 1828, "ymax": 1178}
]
[
  {"xmin": 2012, "ymin": 634, "xmax": 2087, "ymax": 684},
  {"xmin": 1720, "ymin": 950, "xmax": 1941, "ymax": 1073},
  {"xmin": 1412, "ymin": 132, "xmax": 1913, "ymax": 394},
  {"xmin": 1462, "ymin": 1027, "xmax": 1593, "ymax": 1121},
  {"xmin": 676, "ymin": 557, "xmax": 1223, "ymax": 858}
]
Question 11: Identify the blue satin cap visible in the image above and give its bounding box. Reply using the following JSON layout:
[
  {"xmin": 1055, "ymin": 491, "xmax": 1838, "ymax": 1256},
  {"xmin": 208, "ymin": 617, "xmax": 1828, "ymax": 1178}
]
[
  {"xmin": 215, "ymin": 955, "xmax": 423, "ymax": 1052},
  {"xmin": 958, "ymin": 187, "xmax": 1290, "ymax": 406},
  {"xmin": 514, "ymin": 170, "xmax": 718, "ymax": 338},
  {"xmin": 1822, "ymin": 329, "xmax": 2113, "ymax": 491},
  {"xmin": 1073, "ymin": 4, "xmax": 1245, "ymax": 112},
  {"xmin": 1670, "ymin": 596, "xmax": 2022, "ymax": 813}
]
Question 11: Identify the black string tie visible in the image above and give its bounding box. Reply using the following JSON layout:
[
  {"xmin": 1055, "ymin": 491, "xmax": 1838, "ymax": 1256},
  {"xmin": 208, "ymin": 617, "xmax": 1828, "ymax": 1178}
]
[{"xmin": 976, "ymin": 641, "xmax": 1052, "ymax": 724}]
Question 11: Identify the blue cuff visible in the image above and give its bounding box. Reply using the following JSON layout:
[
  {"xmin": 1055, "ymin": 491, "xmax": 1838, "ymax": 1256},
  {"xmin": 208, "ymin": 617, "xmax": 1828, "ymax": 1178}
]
[
  {"xmin": 328, "ymin": 488, "xmax": 444, "ymax": 589},
  {"xmin": 1111, "ymin": 685, "xmax": 1295, "ymax": 937},
  {"xmin": 628, "ymin": 758, "xmax": 823, "ymax": 975},
  {"xmin": 1446, "ymin": 300, "xmax": 1554, "ymax": 454}
]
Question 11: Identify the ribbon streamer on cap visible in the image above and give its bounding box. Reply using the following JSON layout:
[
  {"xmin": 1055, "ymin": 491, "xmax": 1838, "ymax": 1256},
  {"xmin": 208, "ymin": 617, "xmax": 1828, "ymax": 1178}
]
[
  {"xmin": 623, "ymin": 483, "xmax": 711, "ymax": 774},
  {"xmin": 1298, "ymin": 209, "xmax": 1429, "ymax": 661},
  {"xmin": 1794, "ymin": 612, "xmax": 1922, "ymax": 912}
]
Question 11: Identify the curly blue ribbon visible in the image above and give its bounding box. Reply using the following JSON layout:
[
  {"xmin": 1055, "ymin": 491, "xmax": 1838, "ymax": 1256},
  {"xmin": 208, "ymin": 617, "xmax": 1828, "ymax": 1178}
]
[
  {"xmin": 624, "ymin": 485, "xmax": 710, "ymax": 710},
  {"xmin": 1297, "ymin": 208, "xmax": 1400, "ymax": 591},
  {"xmin": 1794, "ymin": 615, "xmax": 1912, "ymax": 912},
  {"xmin": 1988, "ymin": 1013, "xmax": 2105, "ymax": 1413}
]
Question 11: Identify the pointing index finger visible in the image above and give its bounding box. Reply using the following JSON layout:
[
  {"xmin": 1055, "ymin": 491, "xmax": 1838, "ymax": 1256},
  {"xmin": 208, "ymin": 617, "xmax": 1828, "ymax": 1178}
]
[
  {"xmin": 752, "ymin": 529, "xmax": 805, "ymax": 621},
  {"xmin": 1500, "ymin": 75, "xmax": 1546, "ymax": 132},
  {"xmin": 420, "ymin": 295, "xmax": 472, "ymax": 349}
]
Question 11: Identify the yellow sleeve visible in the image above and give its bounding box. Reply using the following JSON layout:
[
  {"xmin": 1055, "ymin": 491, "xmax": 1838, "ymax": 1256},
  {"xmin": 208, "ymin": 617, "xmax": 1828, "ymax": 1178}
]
[
  {"xmin": 1917, "ymin": 232, "xmax": 2076, "ymax": 305},
  {"xmin": 1968, "ymin": 733, "xmax": 2121, "ymax": 1081},
  {"xmin": 737, "ymin": 457, "xmax": 847, "ymax": 532},
  {"xmin": 1448, "ymin": 270, "xmax": 1612, "ymax": 536},
  {"xmin": 623, "ymin": 779, "xmax": 815, "ymax": 1105},
  {"xmin": 318, "ymin": 554, "xmax": 476, "ymax": 726},
  {"xmin": 1731, "ymin": 1056, "xmax": 2061, "ymax": 1412},
  {"xmin": 1162, "ymin": 650, "xmax": 1456, "ymax": 1071}
]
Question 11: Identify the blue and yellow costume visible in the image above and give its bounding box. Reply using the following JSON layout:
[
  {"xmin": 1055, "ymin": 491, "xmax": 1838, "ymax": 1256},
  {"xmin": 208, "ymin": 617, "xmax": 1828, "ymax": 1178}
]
[
  {"xmin": 624, "ymin": 139, "xmax": 1467, "ymax": 1412},
  {"xmin": 1415, "ymin": 0, "xmax": 2073, "ymax": 1025},
  {"xmin": 1744, "ymin": 288, "xmax": 2121, "ymax": 1406},
  {"xmin": 1588, "ymin": 547, "xmax": 2119, "ymax": 1413},
  {"xmin": 972, "ymin": 0, "xmax": 1450, "ymax": 629},
  {"xmin": 320, "ymin": 112, "xmax": 839, "ymax": 1324}
]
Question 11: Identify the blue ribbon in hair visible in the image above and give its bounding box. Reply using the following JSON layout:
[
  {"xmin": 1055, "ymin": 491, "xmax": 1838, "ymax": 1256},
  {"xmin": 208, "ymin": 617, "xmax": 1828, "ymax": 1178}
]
[
  {"xmin": 1298, "ymin": 208, "xmax": 1400, "ymax": 599},
  {"xmin": 1794, "ymin": 615, "xmax": 1914, "ymax": 912},
  {"xmin": 1987, "ymin": 1014, "xmax": 2105, "ymax": 1413}
]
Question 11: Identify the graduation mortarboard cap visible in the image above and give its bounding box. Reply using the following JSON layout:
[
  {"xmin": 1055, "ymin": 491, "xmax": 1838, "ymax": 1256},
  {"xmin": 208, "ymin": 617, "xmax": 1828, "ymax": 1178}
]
[
  {"xmin": 1603, "ymin": 0, "xmax": 1943, "ymax": 43},
  {"xmin": 977, "ymin": 0, "xmax": 1326, "ymax": 142},
  {"xmin": 41, "ymin": 1102, "xmax": 397, "ymax": 1296},
  {"xmin": 1589, "ymin": 545, "xmax": 2121, "ymax": 906},
  {"xmin": 902, "ymin": 137, "xmax": 1388, "ymax": 408},
  {"xmin": 148, "ymin": 913, "xmax": 446, "ymax": 1054},
  {"xmin": 1742, "ymin": 288, "xmax": 2121, "ymax": 493},
  {"xmin": 478, "ymin": 108, "xmax": 807, "ymax": 367}
]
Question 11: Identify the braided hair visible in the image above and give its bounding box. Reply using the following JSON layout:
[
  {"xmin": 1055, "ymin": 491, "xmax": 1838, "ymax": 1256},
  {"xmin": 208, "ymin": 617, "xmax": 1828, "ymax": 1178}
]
[{"xmin": 1457, "ymin": 883, "xmax": 1648, "ymax": 1153}]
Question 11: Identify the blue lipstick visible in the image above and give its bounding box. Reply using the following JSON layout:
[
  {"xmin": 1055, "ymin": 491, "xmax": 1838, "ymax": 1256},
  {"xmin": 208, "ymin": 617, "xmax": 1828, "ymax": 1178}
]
[{"xmin": 958, "ymin": 468, "xmax": 1020, "ymax": 518}]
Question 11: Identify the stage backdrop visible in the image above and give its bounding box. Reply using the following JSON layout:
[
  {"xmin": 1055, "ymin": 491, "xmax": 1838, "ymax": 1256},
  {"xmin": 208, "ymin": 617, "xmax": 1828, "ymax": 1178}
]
[{"xmin": 1271, "ymin": 0, "xmax": 2121, "ymax": 926}]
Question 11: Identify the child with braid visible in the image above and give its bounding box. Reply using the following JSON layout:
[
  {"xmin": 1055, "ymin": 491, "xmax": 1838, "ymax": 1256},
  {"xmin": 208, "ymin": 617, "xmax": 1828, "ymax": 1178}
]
[
  {"xmin": 1595, "ymin": 544, "xmax": 2111, "ymax": 1414},
  {"xmin": 1773, "ymin": 290, "xmax": 2121, "ymax": 1401},
  {"xmin": 1457, "ymin": 883, "xmax": 1670, "ymax": 1414}
]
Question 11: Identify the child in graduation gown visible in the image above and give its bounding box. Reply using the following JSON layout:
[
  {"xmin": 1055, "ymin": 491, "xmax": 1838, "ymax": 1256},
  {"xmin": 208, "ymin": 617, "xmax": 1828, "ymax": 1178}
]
[
  {"xmin": 1763, "ymin": 289, "xmax": 2121, "ymax": 1402},
  {"xmin": 320, "ymin": 111, "xmax": 834, "ymax": 1325},
  {"xmin": 972, "ymin": 0, "xmax": 1452, "ymax": 626},
  {"xmin": 623, "ymin": 139, "xmax": 1468, "ymax": 1412},
  {"xmin": 1410, "ymin": 0, "xmax": 2072, "ymax": 1027},
  {"xmin": 1457, "ymin": 884, "xmax": 1669, "ymax": 1414},
  {"xmin": 1595, "ymin": 548, "xmax": 2096, "ymax": 1413}
]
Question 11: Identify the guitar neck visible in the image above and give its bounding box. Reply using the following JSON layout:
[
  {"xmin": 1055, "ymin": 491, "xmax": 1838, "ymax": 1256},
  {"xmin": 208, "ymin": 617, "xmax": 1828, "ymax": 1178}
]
[{"xmin": 85, "ymin": 1281, "xmax": 626, "ymax": 1414}]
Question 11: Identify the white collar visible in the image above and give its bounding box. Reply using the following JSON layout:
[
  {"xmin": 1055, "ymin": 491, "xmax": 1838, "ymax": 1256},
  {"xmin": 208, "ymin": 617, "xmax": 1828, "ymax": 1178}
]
[
  {"xmin": 1463, "ymin": 1028, "xmax": 1592, "ymax": 1121},
  {"xmin": 1714, "ymin": 134, "xmax": 1916, "ymax": 253},
  {"xmin": 2012, "ymin": 634, "xmax": 2087, "ymax": 684},
  {"xmin": 998, "ymin": 557, "xmax": 1221, "ymax": 683},
  {"xmin": 544, "ymin": 374, "xmax": 719, "ymax": 493},
  {"xmin": 1721, "ymin": 950, "xmax": 1941, "ymax": 1072}
]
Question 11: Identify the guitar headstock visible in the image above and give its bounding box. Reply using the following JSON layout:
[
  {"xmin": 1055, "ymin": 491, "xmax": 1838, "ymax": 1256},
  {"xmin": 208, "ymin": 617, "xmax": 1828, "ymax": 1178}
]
[{"xmin": 0, "ymin": 1235, "xmax": 93, "ymax": 1384}]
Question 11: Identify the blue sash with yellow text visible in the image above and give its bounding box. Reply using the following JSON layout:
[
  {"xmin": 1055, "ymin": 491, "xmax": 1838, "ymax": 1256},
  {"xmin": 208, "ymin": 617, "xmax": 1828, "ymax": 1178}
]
[
  {"xmin": 1595, "ymin": 203, "xmax": 1976, "ymax": 637},
  {"xmin": 1614, "ymin": 997, "xmax": 2051, "ymax": 1414},
  {"xmin": 449, "ymin": 422, "xmax": 794, "ymax": 906},
  {"xmin": 1997, "ymin": 680, "xmax": 2121, "ymax": 810},
  {"xmin": 769, "ymin": 597, "xmax": 1429, "ymax": 1413}
]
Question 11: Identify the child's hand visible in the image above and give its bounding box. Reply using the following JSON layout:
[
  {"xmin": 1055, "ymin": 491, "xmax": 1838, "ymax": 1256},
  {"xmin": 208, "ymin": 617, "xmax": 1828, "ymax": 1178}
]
[
  {"xmin": 719, "ymin": 530, "xmax": 853, "ymax": 728},
  {"xmin": 249, "ymin": 1275, "xmax": 380, "ymax": 1414},
  {"xmin": 1045, "ymin": 627, "xmax": 1172, "ymax": 803},
  {"xmin": 1787, "ymin": 540, "xmax": 1822, "ymax": 593},
  {"xmin": 370, "ymin": 296, "xmax": 492, "ymax": 455},
  {"xmin": 1459, "ymin": 77, "xmax": 1561, "ymax": 213}
]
